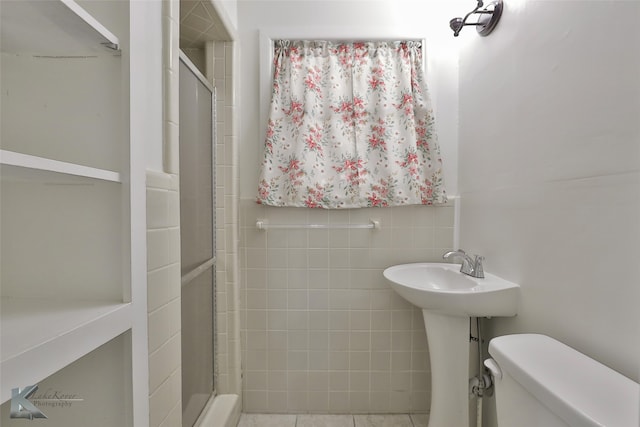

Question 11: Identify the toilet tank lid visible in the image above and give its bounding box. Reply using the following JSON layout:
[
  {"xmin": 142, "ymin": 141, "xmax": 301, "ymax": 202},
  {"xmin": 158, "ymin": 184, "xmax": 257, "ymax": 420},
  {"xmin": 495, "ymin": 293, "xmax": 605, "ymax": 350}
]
[{"xmin": 488, "ymin": 334, "xmax": 640, "ymax": 427}]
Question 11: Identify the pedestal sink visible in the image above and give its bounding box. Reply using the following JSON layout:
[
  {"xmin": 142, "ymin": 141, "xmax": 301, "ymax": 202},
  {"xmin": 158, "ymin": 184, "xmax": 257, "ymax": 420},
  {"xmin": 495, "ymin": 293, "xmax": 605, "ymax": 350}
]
[{"xmin": 383, "ymin": 263, "xmax": 519, "ymax": 427}]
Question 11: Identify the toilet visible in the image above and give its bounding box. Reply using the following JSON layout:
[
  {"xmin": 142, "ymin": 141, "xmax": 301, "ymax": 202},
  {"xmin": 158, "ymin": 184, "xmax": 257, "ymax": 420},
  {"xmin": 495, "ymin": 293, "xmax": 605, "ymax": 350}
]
[{"xmin": 484, "ymin": 334, "xmax": 640, "ymax": 427}]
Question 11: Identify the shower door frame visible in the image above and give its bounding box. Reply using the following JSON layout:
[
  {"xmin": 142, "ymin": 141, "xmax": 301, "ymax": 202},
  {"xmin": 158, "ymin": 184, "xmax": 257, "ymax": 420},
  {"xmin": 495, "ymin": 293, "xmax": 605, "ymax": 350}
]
[{"xmin": 179, "ymin": 51, "xmax": 217, "ymax": 426}]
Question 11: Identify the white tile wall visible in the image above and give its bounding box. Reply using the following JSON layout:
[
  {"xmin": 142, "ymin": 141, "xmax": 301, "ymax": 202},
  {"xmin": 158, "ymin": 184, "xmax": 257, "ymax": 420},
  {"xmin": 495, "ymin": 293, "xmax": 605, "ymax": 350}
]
[
  {"xmin": 213, "ymin": 40, "xmax": 242, "ymax": 396},
  {"xmin": 163, "ymin": 0, "xmax": 180, "ymax": 175},
  {"xmin": 240, "ymin": 200, "xmax": 456, "ymax": 413},
  {"xmin": 146, "ymin": 171, "xmax": 182, "ymax": 427}
]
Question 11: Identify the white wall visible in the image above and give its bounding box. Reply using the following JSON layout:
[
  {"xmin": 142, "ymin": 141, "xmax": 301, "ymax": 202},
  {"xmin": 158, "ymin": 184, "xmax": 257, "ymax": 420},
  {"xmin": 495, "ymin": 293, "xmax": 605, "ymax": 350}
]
[
  {"xmin": 238, "ymin": 0, "xmax": 464, "ymax": 199},
  {"xmin": 457, "ymin": 0, "xmax": 640, "ymax": 407},
  {"xmin": 124, "ymin": 0, "xmax": 164, "ymax": 172},
  {"xmin": 214, "ymin": 0, "xmax": 238, "ymax": 33}
]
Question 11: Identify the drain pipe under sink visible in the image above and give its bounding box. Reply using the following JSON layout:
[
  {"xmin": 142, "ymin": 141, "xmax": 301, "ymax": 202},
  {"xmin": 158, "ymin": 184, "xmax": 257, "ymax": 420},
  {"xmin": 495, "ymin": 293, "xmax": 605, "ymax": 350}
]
[{"xmin": 469, "ymin": 317, "xmax": 493, "ymax": 427}]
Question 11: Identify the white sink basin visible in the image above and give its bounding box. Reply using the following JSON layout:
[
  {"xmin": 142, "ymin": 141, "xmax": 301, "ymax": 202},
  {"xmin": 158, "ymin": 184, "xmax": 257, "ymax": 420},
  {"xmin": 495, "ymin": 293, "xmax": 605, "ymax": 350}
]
[
  {"xmin": 383, "ymin": 262, "xmax": 520, "ymax": 427},
  {"xmin": 383, "ymin": 262, "xmax": 519, "ymax": 317}
]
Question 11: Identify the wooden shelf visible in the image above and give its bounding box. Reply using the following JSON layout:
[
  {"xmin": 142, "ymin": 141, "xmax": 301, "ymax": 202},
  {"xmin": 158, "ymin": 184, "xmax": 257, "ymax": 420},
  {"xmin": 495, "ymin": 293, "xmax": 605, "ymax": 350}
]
[
  {"xmin": 0, "ymin": 150, "xmax": 122, "ymax": 183},
  {"xmin": 0, "ymin": 297, "xmax": 132, "ymax": 403},
  {"xmin": 0, "ymin": 0, "xmax": 120, "ymax": 54}
]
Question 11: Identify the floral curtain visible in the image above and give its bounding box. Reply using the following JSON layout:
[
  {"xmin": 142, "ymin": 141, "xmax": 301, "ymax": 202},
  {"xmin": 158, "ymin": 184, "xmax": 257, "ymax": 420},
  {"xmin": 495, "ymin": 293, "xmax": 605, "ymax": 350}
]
[{"xmin": 257, "ymin": 40, "xmax": 447, "ymax": 209}]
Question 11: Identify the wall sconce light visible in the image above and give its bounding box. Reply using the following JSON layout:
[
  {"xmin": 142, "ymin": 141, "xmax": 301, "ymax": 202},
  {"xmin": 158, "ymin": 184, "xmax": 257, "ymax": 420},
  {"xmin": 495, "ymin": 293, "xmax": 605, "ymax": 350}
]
[{"xmin": 449, "ymin": 0, "xmax": 503, "ymax": 37}]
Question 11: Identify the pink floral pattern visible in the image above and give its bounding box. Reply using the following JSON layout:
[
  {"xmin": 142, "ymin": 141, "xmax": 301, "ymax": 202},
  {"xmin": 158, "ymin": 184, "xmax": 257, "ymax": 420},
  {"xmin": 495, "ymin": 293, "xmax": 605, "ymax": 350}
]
[{"xmin": 257, "ymin": 40, "xmax": 446, "ymax": 208}]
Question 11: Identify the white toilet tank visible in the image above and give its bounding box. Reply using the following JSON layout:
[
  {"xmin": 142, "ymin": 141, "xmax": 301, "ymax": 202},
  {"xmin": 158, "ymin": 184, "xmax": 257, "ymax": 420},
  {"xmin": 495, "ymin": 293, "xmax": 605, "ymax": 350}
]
[{"xmin": 485, "ymin": 334, "xmax": 640, "ymax": 427}]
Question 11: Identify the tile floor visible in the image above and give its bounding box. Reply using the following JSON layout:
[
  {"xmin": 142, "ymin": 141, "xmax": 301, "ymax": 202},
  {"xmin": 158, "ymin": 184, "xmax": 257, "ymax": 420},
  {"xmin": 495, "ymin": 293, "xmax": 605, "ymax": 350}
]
[{"xmin": 237, "ymin": 413, "xmax": 429, "ymax": 427}]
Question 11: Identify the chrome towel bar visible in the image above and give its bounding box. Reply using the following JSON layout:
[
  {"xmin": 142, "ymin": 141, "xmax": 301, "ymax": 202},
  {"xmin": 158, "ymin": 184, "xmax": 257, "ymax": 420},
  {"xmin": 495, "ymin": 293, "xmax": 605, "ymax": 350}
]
[{"xmin": 255, "ymin": 219, "xmax": 380, "ymax": 230}]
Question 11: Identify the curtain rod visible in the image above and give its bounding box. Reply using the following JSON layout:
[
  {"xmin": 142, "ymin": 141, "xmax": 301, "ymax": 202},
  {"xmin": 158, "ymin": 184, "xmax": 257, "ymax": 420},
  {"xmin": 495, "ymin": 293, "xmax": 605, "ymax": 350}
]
[
  {"xmin": 274, "ymin": 38, "xmax": 423, "ymax": 43},
  {"xmin": 256, "ymin": 219, "xmax": 380, "ymax": 231}
]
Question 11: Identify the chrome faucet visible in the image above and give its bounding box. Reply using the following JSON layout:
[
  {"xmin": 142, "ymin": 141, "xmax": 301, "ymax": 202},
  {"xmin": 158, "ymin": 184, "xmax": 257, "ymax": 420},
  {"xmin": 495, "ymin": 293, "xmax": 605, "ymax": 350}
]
[{"xmin": 443, "ymin": 249, "xmax": 485, "ymax": 278}]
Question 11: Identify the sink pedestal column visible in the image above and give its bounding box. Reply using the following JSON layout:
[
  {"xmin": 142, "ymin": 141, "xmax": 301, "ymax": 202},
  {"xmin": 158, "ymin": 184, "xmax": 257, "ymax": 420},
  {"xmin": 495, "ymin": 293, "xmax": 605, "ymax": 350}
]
[{"xmin": 422, "ymin": 310, "xmax": 470, "ymax": 427}]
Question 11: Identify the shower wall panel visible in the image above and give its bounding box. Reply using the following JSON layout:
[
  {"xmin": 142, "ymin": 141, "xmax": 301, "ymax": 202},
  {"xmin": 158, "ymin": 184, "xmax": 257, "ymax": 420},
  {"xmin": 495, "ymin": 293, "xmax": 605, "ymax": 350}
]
[{"xmin": 180, "ymin": 58, "xmax": 215, "ymax": 427}]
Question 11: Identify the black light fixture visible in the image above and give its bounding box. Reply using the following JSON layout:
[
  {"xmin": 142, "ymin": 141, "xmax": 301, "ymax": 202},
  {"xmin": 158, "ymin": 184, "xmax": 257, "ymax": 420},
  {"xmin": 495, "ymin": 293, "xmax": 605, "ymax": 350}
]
[{"xmin": 449, "ymin": 0, "xmax": 503, "ymax": 37}]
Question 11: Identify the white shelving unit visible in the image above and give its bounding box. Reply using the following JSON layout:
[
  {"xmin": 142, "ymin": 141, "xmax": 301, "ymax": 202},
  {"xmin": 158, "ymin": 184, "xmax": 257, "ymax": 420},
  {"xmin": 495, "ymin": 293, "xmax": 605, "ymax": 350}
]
[
  {"xmin": 0, "ymin": 1, "xmax": 144, "ymax": 424},
  {"xmin": 0, "ymin": 0, "xmax": 120, "ymax": 54},
  {"xmin": 0, "ymin": 298, "xmax": 131, "ymax": 403},
  {"xmin": 0, "ymin": 150, "xmax": 122, "ymax": 183}
]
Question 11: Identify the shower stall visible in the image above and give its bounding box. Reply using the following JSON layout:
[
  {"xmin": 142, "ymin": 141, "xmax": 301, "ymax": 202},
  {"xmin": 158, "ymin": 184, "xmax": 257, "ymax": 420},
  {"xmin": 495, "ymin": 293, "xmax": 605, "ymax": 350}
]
[{"xmin": 179, "ymin": 54, "xmax": 216, "ymax": 427}]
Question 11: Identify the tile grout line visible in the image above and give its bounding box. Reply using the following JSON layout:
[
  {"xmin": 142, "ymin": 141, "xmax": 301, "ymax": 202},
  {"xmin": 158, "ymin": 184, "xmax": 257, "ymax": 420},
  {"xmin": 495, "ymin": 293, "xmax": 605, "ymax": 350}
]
[{"xmin": 237, "ymin": 413, "xmax": 428, "ymax": 427}]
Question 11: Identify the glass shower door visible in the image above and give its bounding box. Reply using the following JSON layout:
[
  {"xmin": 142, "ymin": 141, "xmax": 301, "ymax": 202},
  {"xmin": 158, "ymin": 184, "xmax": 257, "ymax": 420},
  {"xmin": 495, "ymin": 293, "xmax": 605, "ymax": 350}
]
[{"xmin": 179, "ymin": 56, "xmax": 216, "ymax": 427}]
